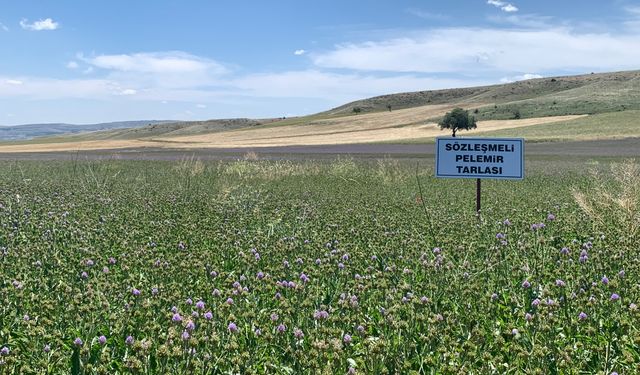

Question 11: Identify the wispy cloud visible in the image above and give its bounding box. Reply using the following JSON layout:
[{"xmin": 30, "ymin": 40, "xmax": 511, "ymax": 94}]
[
  {"xmin": 487, "ymin": 0, "xmax": 518, "ymax": 13},
  {"xmin": 500, "ymin": 73, "xmax": 543, "ymax": 83},
  {"xmin": 294, "ymin": 49, "xmax": 306, "ymax": 56},
  {"xmin": 0, "ymin": 22, "xmax": 8, "ymax": 32},
  {"xmin": 406, "ymin": 8, "xmax": 449, "ymax": 20},
  {"xmin": 5, "ymin": 79, "xmax": 23, "ymax": 85},
  {"xmin": 20, "ymin": 18, "xmax": 59, "ymax": 31},
  {"xmin": 66, "ymin": 61, "xmax": 79, "ymax": 69},
  {"xmin": 80, "ymin": 52, "xmax": 226, "ymax": 74},
  {"xmin": 313, "ymin": 27, "xmax": 640, "ymax": 74}
]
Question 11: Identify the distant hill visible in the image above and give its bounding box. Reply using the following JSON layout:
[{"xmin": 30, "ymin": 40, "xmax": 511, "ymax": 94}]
[
  {"xmin": 325, "ymin": 70, "xmax": 640, "ymax": 120},
  {"xmin": 0, "ymin": 120, "xmax": 176, "ymax": 141}
]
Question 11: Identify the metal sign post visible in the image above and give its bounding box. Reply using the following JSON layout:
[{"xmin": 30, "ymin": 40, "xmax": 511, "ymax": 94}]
[{"xmin": 435, "ymin": 137, "xmax": 524, "ymax": 214}]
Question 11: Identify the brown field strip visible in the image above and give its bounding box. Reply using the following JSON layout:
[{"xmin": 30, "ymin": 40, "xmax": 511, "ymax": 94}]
[{"xmin": 0, "ymin": 104, "xmax": 585, "ymax": 152}]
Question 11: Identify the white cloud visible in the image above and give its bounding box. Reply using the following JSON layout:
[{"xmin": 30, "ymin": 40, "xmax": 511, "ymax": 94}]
[
  {"xmin": 231, "ymin": 70, "xmax": 488, "ymax": 102},
  {"xmin": 500, "ymin": 73, "xmax": 543, "ymax": 83},
  {"xmin": 0, "ymin": 76, "xmax": 115, "ymax": 99},
  {"xmin": 313, "ymin": 27, "xmax": 640, "ymax": 74},
  {"xmin": 81, "ymin": 52, "xmax": 227, "ymax": 74},
  {"xmin": 66, "ymin": 61, "xmax": 79, "ymax": 69},
  {"xmin": 20, "ymin": 18, "xmax": 59, "ymax": 31},
  {"xmin": 196, "ymin": 104, "xmax": 207, "ymax": 108},
  {"xmin": 119, "ymin": 89, "xmax": 137, "ymax": 96},
  {"xmin": 294, "ymin": 49, "xmax": 306, "ymax": 56},
  {"xmin": 487, "ymin": 0, "xmax": 518, "ymax": 13},
  {"xmin": 407, "ymin": 8, "xmax": 449, "ymax": 20},
  {"xmin": 0, "ymin": 22, "xmax": 8, "ymax": 32}
]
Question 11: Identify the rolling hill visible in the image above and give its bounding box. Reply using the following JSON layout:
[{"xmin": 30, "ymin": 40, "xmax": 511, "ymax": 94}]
[
  {"xmin": 0, "ymin": 120, "xmax": 175, "ymax": 141},
  {"xmin": 1, "ymin": 69, "xmax": 639, "ymax": 152}
]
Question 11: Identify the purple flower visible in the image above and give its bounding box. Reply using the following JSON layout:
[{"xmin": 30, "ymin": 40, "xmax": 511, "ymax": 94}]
[
  {"xmin": 618, "ymin": 270, "xmax": 625, "ymax": 278},
  {"xmin": 23, "ymin": 314, "xmax": 30, "ymax": 321},
  {"xmin": 555, "ymin": 279, "xmax": 565, "ymax": 287},
  {"xmin": 371, "ymin": 255, "xmax": 378, "ymax": 261},
  {"xmin": 315, "ymin": 258, "xmax": 321, "ymax": 265},
  {"xmin": 226, "ymin": 298, "xmax": 234, "ymax": 305},
  {"xmin": 511, "ymin": 329, "xmax": 519, "ymax": 336},
  {"xmin": 185, "ymin": 320, "xmax": 195, "ymax": 331},
  {"xmin": 270, "ymin": 313, "xmax": 279, "ymax": 322},
  {"xmin": 293, "ymin": 328, "xmax": 304, "ymax": 339},
  {"xmin": 503, "ymin": 219, "xmax": 511, "ymax": 226},
  {"xmin": 73, "ymin": 338, "xmax": 83, "ymax": 347},
  {"xmin": 547, "ymin": 213, "xmax": 556, "ymax": 221},
  {"xmin": 532, "ymin": 298, "xmax": 541, "ymax": 307},
  {"xmin": 601, "ymin": 276, "xmax": 609, "ymax": 285},
  {"xmin": 525, "ymin": 313, "xmax": 533, "ymax": 322},
  {"xmin": 348, "ymin": 367, "xmax": 356, "ymax": 375},
  {"xmin": 102, "ymin": 267, "xmax": 109, "ymax": 273},
  {"xmin": 522, "ymin": 280, "xmax": 531, "ymax": 289},
  {"xmin": 277, "ymin": 324, "xmax": 287, "ymax": 333},
  {"xmin": 433, "ymin": 247, "xmax": 441, "ymax": 254},
  {"xmin": 232, "ymin": 281, "xmax": 241, "ymax": 289},
  {"xmin": 254, "ymin": 328, "xmax": 262, "ymax": 336},
  {"xmin": 357, "ymin": 325, "xmax": 365, "ymax": 333},
  {"xmin": 125, "ymin": 336, "xmax": 134, "ymax": 346},
  {"xmin": 108, "ymin": 257, "xmax": 116, "ymax": 264},
  {"xmin": 228, "ymin": 322, "xmax": 238, "ymax": 333},
  {"xmin": 283, "ymin": 260, "xmax": 290, "ymax": 268},
  {"xmin": 182, "ymin": 331, "xmax": 190, "ymax": 341},
  {"xmin": 421, "ymin": 296, "xmax": 430, "ymax": 304},
  {"xmin": 185, "ymin": 298, "xmax": 193, "ymax": 305},
  {"xmin": 210, "ymin": 271, "xmax": 218, "ymax": 278},
  {"xmin": 204, "ymin": 311, "xmax": 213, "ymax": 320},
  {"xmin": 578, "ymin": 312, "xmax": 588, "ymax": 321},
  {"xmin": 496, "ymin": 233, "xmax": 505, "ymax": 240},
  {"xmin": 43, "ymin": 344, "xmax": 50, "ymax": 353},
  {"xmin": 257, "ymin": 271, "xmax": 264, "ymax": 279},
  {"xmin": 342, "ymin": 254, "xmax": 350, "ymax": 261},
  {"xmin": 98, "ymin": 335, "xmax": 107, "ymax": 345},
  {"xmin": 560, "ymin": 247, "xmax": 569, "ymax": 255},
  {"xmin": 86, "ymin": 259, "xmax": 94, "ymax": 267},
  {"xmin": 196, "ymin": 301, "xmax": 205, "ymax": 310},
  {"xmin": 212, "ymin": 289, "xmax": 221, "ymax": 297},
  {"xmin": 1, "ymin": 347, "xmax": 9, "ymax": 355},
  {"xmin": 343, "ymin": 334, "xmax": 352, "ymax": 344},
  {"xmin": 275, "ymin": 292, "xmax": 282, "ymax": 300},
  {"xmin": 300, "ymin": 273, "xmax": 310, "ymax": 283},
  {"xmin": 611, "ymin": 293, "xmax": 620, "ymax": 301},
  {"xmin": 172, "ymin": 313, "xmax": 182, "ymax": 322},
  {"xmin": 132, "ymin": 288, "xmax": 141, "ymax": 296},
  {"xmin": 80, "ymin": 271, "xmax": 88, "ymax": 279},
  {"xmin": 338, "ymin": 263, "xmax": 345, "ymax": 269}
]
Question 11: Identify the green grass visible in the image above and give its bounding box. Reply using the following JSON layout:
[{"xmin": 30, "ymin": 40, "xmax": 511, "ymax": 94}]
[
  {"xmin": 1, "ymin": 157, "xmax": 639, "ymax": 373},
  {"xmin": 481, "ymin": 110, "xmax": 640, "ymax": 141}
]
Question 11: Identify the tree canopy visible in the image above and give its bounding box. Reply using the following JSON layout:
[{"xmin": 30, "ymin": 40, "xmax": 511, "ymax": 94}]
[{"xmin": 438, "ymin": 107, "xmax": 477, "ymax": 137}]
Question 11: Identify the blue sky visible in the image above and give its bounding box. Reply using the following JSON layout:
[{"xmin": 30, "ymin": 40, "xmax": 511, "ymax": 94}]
[{"xmin": 1, "ymin": 0, "xmax": 640, "ymax": 125}]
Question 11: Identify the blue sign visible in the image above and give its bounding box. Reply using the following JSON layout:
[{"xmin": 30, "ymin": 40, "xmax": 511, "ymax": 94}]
[{"xmin": 436, "ymin": 137, "xmax": 524, "ymax": 179}]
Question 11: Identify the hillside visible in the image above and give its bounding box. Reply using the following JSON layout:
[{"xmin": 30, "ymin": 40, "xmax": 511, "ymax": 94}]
[
  {"xmin": 1, "ymin": 69, "xmax": 640, "ymax": 152},
  {"xmin": 0, "ymin": 120, "xmax": 174, "ymax": 141},
  {"xmin": 326, "ymin": 70, "xmax": 640, "ymax": 119}
]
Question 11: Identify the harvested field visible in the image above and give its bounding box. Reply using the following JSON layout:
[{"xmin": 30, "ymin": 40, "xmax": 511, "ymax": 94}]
[{"xmin": 0, "ymin": 102, "xmax": 584, "ymax": 152}]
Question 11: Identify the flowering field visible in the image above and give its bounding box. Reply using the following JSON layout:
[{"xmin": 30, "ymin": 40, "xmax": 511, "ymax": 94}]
[{"xmin": 0, "ymin": 157, "xmax": 638, "ymax": 374}]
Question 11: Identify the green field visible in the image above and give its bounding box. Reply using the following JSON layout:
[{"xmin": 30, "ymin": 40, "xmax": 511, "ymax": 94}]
[{"xmin": 1, "ymin": 157, "xmax": 639, "ymax": 374}]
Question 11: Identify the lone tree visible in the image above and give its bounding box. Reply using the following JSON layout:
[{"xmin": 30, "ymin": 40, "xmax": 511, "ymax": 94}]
[{"xmin": 438, "ymin": 107, "xmax": 477, "ymax": 137}]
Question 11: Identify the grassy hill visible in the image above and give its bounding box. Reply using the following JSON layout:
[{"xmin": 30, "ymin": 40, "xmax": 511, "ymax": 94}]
[
  {"xmin": 326, "ymin": 70, "xmax": 640, "ymax": 120},
  {"xmin": 2, "ymin": 69, "xmax": 640, "ymax": 151}
]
